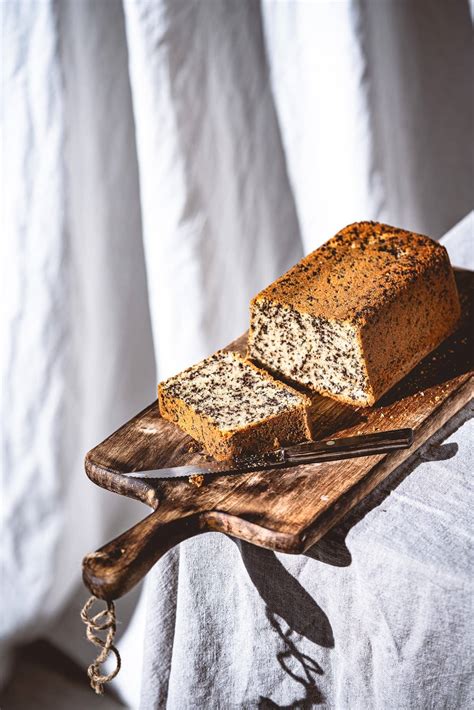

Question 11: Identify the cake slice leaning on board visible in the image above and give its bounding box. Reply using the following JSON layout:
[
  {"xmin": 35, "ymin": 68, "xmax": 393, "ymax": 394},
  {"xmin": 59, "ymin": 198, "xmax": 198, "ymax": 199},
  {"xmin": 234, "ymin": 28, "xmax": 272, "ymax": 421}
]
[
  {"xmin": 248, "ymin": 221, "xmax": 461, "ymax": 407},
  {"xmin": 159, "ymin": 350, "xmax": 311, "ymax": 461}
]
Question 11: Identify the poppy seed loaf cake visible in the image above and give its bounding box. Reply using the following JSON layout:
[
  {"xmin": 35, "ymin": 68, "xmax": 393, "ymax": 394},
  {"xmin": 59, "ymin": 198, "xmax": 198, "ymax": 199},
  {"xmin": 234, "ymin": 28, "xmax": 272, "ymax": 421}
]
[
  {"xmin": 248, "ymin": 221, "xmax": 461, "ymax": 407},
  {"xmin": 158, "ymin": 350, "xmax": 311, "ymax": 461}
]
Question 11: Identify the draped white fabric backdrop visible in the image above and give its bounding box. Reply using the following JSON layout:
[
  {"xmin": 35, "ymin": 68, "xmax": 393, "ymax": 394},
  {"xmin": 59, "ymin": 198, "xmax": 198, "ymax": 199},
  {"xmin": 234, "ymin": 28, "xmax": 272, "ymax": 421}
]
[{"xmin": 1, "ymin": 0, "xmax": 472, "ymax": 705}]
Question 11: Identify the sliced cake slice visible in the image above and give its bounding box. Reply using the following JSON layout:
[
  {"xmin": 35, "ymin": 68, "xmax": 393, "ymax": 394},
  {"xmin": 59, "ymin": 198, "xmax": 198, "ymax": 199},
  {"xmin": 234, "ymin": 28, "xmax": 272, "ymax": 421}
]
[
  {"xmin": 248, "ymin": 221, "xmax": 461, "ymax": 407},
  {"xmin": 158, "ymin": 350, "xmax": 311, "ymax": 461}
]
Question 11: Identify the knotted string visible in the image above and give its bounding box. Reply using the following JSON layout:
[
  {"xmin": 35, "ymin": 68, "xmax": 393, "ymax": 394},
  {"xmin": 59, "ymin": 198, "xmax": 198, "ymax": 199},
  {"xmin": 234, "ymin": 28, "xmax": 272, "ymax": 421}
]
[{"xmin": 80, "ymin": 596, "xmax": 121, "ymax": 694}]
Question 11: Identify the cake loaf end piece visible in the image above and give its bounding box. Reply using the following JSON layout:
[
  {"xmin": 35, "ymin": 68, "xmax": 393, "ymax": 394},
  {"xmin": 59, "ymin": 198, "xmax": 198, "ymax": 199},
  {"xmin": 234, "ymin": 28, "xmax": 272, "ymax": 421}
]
[
  {"xmin": 158, "ymin": 350, "xmax": 311, "ymax": 461},
  {"xmin": 248, "ymin": 221, "xmax": 461, "ymax": 406}
]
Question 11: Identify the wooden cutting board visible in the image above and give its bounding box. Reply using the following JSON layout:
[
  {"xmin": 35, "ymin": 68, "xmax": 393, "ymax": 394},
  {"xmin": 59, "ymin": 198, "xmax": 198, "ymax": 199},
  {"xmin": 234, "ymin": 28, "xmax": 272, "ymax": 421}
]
[{"xmin": 83, "ymin": 270, "xmax": 473, "ymax": 600}]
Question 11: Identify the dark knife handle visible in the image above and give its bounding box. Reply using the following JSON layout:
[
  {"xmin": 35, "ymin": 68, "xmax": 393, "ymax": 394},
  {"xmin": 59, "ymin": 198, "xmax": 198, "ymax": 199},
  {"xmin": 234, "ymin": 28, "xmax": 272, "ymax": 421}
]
[{"xmin": 284, "ymin": 428, "xmax": 413, "ymax": 463}]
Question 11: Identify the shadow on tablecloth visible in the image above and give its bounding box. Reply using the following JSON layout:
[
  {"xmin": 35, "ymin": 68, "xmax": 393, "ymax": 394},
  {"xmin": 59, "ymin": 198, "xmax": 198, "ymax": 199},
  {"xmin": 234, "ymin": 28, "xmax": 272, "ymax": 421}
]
[{"xmin": 235, "ymin": 400, "xmax": 472, "ymax": 708}]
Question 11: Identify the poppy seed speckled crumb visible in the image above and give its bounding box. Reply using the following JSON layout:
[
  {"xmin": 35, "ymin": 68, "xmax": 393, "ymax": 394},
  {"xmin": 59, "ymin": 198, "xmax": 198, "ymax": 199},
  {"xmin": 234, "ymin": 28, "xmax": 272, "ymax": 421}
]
[{"xmin": 158, "ymin": 351, "xmax": 311, "ymax": 461}]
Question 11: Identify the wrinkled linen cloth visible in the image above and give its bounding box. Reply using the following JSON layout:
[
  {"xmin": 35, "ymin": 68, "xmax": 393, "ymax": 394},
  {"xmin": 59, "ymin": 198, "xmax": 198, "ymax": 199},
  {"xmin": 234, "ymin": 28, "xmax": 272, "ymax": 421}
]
[{"xmin": 140, "ymin": 218, "xmax": 473, "ymax": 708}]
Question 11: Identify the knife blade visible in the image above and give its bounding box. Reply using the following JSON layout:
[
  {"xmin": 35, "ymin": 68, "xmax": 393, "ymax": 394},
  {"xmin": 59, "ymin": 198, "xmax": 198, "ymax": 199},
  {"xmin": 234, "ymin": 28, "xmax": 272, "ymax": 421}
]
[{"xmin": 122, "ymin": 428, "xmax": 413, "ymax": 480}]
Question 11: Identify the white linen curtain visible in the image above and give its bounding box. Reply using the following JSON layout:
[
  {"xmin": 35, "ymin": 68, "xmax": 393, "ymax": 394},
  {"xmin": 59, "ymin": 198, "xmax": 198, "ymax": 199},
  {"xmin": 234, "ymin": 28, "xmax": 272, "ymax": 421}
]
[{"xmin": 1, "ymin": 0, "xmax": 472, "ymax": 701}]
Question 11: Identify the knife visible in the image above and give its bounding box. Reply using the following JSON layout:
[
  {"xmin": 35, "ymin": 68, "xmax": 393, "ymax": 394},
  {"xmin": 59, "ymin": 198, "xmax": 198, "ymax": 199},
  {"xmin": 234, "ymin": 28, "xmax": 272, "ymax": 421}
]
[{"xmin": 123, "ymin": 428, "xmax": 414, "ymax": 480}]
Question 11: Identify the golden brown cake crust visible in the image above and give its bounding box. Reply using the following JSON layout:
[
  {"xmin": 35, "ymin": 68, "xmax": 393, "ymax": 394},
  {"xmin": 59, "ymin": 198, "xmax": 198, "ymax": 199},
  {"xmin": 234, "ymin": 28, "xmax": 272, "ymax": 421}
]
[
  {"xmin": 248, "ymin": 221, "xmax": 461, "ymax": 407},
  {"xmin": 252, "ymin": 221, "xmax": 454, "ymax": 325},
  {"xmin": 158, "ymin": 352, "xmax": 312, "ymax": 461}
]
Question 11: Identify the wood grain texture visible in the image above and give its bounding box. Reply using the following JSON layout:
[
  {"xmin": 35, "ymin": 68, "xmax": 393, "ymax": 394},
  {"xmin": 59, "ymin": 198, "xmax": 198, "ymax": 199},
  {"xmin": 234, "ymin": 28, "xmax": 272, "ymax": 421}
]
[{"xmin": 83, "ymin": 270, "xmax": 473, "ymax": 600}]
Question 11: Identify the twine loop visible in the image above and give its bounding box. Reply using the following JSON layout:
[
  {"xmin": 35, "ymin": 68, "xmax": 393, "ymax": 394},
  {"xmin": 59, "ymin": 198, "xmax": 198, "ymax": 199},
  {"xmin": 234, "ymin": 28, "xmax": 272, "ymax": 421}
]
[{"xmin": 81, "ymin": 595, "xmax": 121, "ymax": 694}]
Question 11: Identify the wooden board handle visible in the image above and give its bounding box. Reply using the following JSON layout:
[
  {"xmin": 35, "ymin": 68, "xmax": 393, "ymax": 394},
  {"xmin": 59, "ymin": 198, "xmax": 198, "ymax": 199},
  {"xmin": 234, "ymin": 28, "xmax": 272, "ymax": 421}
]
[{"xmin": 82, "ymin": 509, "xmax": 202, "ymax": 600}]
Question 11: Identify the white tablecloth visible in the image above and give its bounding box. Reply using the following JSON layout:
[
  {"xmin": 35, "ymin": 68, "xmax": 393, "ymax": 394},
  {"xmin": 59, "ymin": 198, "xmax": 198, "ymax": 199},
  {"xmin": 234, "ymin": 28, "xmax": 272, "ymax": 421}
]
[{"xmin": 140, "ymin": 215, "xmax": 473, "ymax": 709}]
